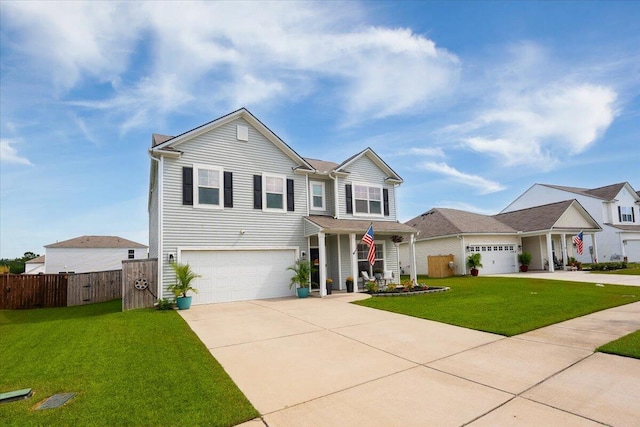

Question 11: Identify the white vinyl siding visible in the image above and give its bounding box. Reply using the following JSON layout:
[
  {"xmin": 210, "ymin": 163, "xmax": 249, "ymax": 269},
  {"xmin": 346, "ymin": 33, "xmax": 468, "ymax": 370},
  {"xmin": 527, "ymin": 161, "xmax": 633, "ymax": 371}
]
[
  {"xmin": 45, "ymin": 247, "xmax": 147, "ymax": 274},
  {"xmin": 158, "ymin": 117, "xmax": 308, "ymax": 295},
  {"xmin": 337, "ymin": 155, "xmax": 397, "ymax": 221}
]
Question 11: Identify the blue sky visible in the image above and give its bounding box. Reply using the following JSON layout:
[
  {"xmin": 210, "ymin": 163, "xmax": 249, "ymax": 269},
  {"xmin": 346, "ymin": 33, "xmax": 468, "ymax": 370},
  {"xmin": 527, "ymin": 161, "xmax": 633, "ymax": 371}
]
[{"xmin": 1, "ymin": 1, "xmax": 639, "ymax": 258}]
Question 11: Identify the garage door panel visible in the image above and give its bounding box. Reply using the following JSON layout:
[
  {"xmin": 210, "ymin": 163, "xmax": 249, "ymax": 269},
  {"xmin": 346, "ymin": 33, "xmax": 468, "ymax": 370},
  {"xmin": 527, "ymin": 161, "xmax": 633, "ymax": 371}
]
[
  {"xmin": 182, "ymin": 249, "xmax": 296, "ymax": 304},
  {"xmin": 469, "ymin": 244, "xmax": 518, "ymax": 275}
]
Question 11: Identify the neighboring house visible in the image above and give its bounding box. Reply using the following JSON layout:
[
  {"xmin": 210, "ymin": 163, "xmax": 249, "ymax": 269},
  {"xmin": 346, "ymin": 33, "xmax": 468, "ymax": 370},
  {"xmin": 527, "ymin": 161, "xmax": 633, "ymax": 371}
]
[
  {"xmin": 44, "ymin": 236, "xmax": 148, "ymax": 273},
  {"xmin": 23, "ymin": 255, "xmax": 45, "ymax": 274},
  {"xmin": 502, "ymin": 182, "xmax": 640, "ymax": 263},
  {"xmin": 400, "ymin": 200, "xmax": 601, "ymax": 275},
  {"xmin": 148, "ymin": 108, "xmax": 417, "ymax": 305}
]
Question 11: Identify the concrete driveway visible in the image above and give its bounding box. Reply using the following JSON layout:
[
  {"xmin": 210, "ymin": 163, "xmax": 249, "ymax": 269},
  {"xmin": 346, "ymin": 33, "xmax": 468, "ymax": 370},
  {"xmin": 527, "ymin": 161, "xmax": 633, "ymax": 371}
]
[{"xmin": 180, "ymin": 292, "xmax": 640, "ymax": 426}]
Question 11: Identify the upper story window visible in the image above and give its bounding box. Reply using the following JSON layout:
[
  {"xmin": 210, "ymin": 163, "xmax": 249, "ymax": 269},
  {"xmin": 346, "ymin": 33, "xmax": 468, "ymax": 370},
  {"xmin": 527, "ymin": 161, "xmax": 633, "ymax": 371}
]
[
  {"xmin": 353, "ymin": 183, "xmax": 382, "ymax": 216},
  {"xmin": 195, "ymin": 164, "xmax": 222, "ymax": 208},
  {"xmin": 264, "ymin": 174, "xmax": 285, "ymax": 211},
  {"xmin": 128, "ymin": 249, "xmax": 135, "ymax": 259},
  {"xmin": 619, "ymin": 206, "xmax": 635, "ymax": 223},
  {"xmin": 310, "ymin": 181, "xmax": 325, "ymax": 211}
]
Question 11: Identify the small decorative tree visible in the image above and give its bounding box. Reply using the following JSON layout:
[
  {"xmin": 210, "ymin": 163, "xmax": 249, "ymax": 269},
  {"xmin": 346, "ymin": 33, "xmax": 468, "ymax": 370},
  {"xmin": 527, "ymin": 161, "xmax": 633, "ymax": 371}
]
[
  {"xmin": 467, "ymin": 253, "xmax": 483, "ymax": 276},
  {"xmin": 518, "ymin": 252, "xmax": 532, "ymax": 272},
  {"xmin": 287, "ymin": 259, "xmax": 316, "ymax": 297},
  {"xmin": 167, "ymin": 262, "xmax": 200, "ymax": 310}
]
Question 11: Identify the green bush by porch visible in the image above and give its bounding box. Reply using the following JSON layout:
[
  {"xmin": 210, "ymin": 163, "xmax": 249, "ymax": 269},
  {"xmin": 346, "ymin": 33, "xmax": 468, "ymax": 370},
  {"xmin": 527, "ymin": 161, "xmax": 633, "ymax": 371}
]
[
  {"xmin": 355, "ymin": 276, "xmax": 640, "ymax": 336},
  {"xmin": 0, "ymin": 300, "xmax": 258, "ymax": 426}
]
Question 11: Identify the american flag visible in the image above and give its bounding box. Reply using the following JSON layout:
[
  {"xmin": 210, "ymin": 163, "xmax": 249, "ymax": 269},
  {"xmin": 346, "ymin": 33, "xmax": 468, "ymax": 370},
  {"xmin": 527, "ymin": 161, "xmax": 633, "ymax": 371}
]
[
  {"xmin": 362, "ymin": 225, "xmax": 376, "ymax": 266},
  {"xmin": 573, "ymin": 231, "xmax": 584, "ymax": 255}
]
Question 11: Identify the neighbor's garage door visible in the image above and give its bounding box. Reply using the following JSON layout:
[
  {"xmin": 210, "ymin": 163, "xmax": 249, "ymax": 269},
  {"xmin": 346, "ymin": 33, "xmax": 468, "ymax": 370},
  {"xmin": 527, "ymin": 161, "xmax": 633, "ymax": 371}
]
[
  {"xmin": 181, "ymin": 249, "xmax": 296, "ymax": 304},
  {"xmin": 469, "ymin": 244, "xmax": 517, "ymax": 274}
]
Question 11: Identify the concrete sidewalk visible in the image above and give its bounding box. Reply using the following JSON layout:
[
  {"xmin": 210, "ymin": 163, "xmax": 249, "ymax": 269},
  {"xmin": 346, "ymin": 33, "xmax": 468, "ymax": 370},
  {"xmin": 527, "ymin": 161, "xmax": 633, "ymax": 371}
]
[
  {"xmin": 490, "ymin": 270, "xmax": 640, "ymax": 286},
  {"xmin": 180, "ymin": 292, "xmax": 640, "ymax": 426}
]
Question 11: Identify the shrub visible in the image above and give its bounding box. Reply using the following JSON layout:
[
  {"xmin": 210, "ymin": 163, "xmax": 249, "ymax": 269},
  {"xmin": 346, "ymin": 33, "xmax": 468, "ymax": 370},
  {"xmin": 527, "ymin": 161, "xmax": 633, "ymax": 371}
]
[
  {"xmin": 590, "ymin": 262, "xmax": 627, "ymax": 271},
  {"xmin": 156, "ymin": 298, "xmax": 174, "ymax": 310}
]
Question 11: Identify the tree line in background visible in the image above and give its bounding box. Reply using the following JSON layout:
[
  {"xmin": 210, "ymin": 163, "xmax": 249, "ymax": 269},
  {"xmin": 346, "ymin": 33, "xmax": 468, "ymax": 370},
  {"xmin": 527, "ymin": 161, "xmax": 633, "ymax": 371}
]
[{"xmin": 0, "ymin": 252, "xmax": 40, "ymax": 274}]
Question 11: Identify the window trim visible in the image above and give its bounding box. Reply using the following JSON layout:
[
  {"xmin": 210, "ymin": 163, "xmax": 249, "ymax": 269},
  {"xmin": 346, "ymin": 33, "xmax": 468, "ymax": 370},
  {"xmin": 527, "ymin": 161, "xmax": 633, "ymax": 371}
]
[
  {"xmin": 357, "ymin": 241, "xmax": 386, "ymax": 271},
  {"xmin": 262, "ymin": 173, "xmax": 287, "ymax": 212},
  {"xmin": 620, "ymin": 206, "xmax": 634, "ymax": 223},
  {"xmin": 194, "ymin": 163, "xmax": 223, "ymax": 209},
  {"xmin": 351, "ymin": 182, "xmax": 384, "ymax": 217},
  {"xmin": 310, "ymin": 181, "xmax": 326, "ymax": 211}
]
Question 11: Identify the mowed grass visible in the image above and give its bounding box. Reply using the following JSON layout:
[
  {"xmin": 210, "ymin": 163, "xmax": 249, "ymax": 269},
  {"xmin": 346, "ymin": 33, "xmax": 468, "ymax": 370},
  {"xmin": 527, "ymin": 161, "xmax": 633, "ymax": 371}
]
[
  {"xmin": 355, "ymin": 276, "xmax": 640, "ymax": 336},
  {"xmin": 597, "ymin": 330, "xmax": 640, "ymax": 359},
  {"xmin": 0, "ymin": 300, "xmax": 258, "ymax": 427}
]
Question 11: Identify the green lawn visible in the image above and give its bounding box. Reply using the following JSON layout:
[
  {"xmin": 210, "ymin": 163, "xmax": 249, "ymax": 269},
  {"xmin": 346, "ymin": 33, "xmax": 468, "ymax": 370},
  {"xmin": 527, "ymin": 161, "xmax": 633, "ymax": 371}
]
[
  {"xmin": 0, "ymin": 300, "xmax": 258, "ymax": 426},
  {"xmin": 597, "ymin": 330, "xmax": 640, "ymax": 359},
  {"xmin": 356, "ymin": 276, "xmax": 639, "ymax": 336}
]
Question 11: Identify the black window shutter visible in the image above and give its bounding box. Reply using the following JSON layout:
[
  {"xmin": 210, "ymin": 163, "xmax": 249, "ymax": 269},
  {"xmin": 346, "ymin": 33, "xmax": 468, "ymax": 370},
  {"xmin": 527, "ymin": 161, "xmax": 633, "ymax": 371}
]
[
  {"xmin": 182, "ymin": 167, "xmax": 193, "ymax": 205},
  {"xmin": 632, "ymin": 207, "xmax": 636, "ymax": 222},
  {"xmin": 618, "ymin": 206, "xmax": 622, "ymax": 222},
  {"xmin": 287, "ymin": 179, "xmax": 295, "ymax": 212},
  {"xmin": 383, "ymin": 189, "xmax": 389, "ymax": 216},
  {"xmin": 345, "ymin": 184, "xmax": 353, "ymax": 214},
  {"xmin": 224, "ymin": 171, "xmax": 233, "ymax": 208},
  {"xmin": 253, "ymin": 175, "xmax": 262, "ymax": 209}
]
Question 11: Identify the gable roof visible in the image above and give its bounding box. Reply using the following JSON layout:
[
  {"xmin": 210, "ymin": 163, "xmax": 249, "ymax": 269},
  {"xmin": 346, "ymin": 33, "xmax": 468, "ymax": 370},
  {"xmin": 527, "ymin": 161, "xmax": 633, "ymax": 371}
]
[
  {"xmin": 45, "ymin": 236, "xmax": 147, "ymax": 249},
  {"xmin": 150, "ymin": 107, "xmax": 314, "ymax": 170},
  {"xmin": 25, "ymin": 255, "xmax": 45, "ymax": 264},
  {"xmin": 303, "ymin": 158, "xmax": 340, "ymax": 173},
  {"xmin": 336, "ymin": 147, "xmax": 403, "ymax": 183},
  {"xmin": 494, "ymin": 199, "xmax": 601, "ymax": 233},
  {"xmin": 540, "ymin": 182, "xmax": 634, "ymax": 201},
  {"xmin": 406, "ymin": 208, "xmax": 516, "ymax": 240}
]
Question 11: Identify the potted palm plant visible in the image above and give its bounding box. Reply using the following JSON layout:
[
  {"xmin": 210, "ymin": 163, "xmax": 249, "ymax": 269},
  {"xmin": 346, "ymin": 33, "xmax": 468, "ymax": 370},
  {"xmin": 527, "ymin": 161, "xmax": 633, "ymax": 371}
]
[
  {"xmin": 467, "ymin": 253, "xmax": 483, "ymax": 276},
  {"xmin": 518, "ymin": 252, "xmax": 532, "ymax": 272},
  {"xmin": 287, "ymin": 259, "xmax": 315, "ymax": 298},
  {"xmin": 167, "ymin": 262, "xmax": 200, "ymax": 310}
]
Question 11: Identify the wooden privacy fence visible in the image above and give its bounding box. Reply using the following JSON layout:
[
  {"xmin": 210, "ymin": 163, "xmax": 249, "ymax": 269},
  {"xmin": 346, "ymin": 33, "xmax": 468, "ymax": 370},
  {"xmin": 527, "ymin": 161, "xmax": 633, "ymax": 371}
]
[
  {"xmin": 428, "ymin": 254, "xmax": 455, "ymax": 278},
  {"xmin": 67, "ymin": 270, "xmax": 122, "ymax": 306},
  {"xmin": 0, "ymin": 274, "xmax": 68, "ymax": 309},
  {"xmin": 122, "ymin": 258, "xmax": 158, "ymax": 311},
  {"xmin": 1, "ymin": 270, "xmax": 122, "ymax": 310}
]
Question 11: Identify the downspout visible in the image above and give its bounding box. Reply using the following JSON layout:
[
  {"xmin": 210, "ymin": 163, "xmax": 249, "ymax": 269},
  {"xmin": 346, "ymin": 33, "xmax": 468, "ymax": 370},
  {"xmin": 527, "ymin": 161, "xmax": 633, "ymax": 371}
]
[
  {"xmin": 148, "ymin": 151, "xmax": 163, "ymax": 300},
  {"xmin": 330, "ymin": 172, "xmax": 339, "ymax": 219}
]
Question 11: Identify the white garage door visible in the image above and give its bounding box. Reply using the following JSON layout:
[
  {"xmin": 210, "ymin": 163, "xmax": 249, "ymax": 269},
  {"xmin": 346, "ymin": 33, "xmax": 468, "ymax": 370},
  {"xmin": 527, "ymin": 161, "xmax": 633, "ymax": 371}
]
[
  {"xmin": 469, "ymin": 244, "xmax": 518, "ymax": 274},
  {"xmin": 181, "ymin": 249, "xmax": 297, "ymax": 304}
]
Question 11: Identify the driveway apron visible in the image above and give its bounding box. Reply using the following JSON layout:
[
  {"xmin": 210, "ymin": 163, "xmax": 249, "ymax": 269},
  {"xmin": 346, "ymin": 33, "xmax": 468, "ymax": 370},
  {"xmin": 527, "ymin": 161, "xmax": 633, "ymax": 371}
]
[{"xmin": 179, "ymin": 292, "xmax": 640, "ymax": 427}]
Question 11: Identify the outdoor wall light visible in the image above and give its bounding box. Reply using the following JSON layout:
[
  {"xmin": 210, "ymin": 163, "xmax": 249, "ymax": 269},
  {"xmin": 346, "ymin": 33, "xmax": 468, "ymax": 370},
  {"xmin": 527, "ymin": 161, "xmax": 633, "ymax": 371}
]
[{"xmin": 240, "ymin": 229, "xmax": 246, "ymax": 235}]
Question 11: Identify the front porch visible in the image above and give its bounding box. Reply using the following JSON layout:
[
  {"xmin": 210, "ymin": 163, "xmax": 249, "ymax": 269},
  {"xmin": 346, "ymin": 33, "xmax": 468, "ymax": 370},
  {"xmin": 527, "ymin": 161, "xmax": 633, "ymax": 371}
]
[
  {"xmin": 303, "ymin": 216, "xmax": 418, "ymax": 296},
  {"xmin": 520, "ymin": 231, "xmax": 599, "ymax": 272}
]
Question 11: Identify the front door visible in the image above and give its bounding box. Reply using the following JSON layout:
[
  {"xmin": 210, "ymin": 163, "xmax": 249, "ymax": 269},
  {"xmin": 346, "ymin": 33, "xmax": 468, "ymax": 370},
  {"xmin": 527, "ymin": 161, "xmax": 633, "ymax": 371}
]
[{"xmin": 310, "ymin": 248, "xmax": 320, "ymax": 289}]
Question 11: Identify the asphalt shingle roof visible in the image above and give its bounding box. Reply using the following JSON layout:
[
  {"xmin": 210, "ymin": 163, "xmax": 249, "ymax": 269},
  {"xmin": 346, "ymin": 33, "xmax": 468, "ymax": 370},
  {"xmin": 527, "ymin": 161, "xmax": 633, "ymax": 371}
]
[
  {"xmin": 493, "ymin": 200, "xmax": 576, "ymax": 232},
  {"xmin": 45, "ymin": 236, "xmax": 147, "ymax": 249},
  {"xmin": 406, "ymin": 208, "xmax": 515, "ymax": 240}
]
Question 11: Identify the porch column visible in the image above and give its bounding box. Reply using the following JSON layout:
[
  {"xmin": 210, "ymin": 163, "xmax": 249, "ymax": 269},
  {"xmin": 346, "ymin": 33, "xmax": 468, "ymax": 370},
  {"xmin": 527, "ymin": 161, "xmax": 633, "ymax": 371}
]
[
  {"xmin": 546, "ymin": 232, "xmax": 555, "ymax": 272},
  {"xmin": 561, "ymin": 233, "xmax": 568, "ymax": 264},
  {"xmin": 337, "ymin": 234, "xmax": 343, "ymax": 290},
  {"xmin": 318, "ymin": 232, "xmax": 327, "ymax": 297},
  {"xmin": 591, "ymin": 233, "xmax": 599, "ymax": 263},
  {"xmin": 349, "ymin": 233, "xmax": 358, "ymax": 290},
  {"xmin": 410, "ymin": 233, "xmax": 417, "ymax": 284}
]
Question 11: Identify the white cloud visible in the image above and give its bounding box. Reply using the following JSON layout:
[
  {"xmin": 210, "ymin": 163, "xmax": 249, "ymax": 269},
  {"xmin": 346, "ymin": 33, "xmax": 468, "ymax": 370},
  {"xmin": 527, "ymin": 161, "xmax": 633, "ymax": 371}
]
[
  {"xmin": 451, "ymin": 42, "xmax": 618, "ymax": 169},
  {"xmin": 420, "ymin": 161, "xmax": 506, "ymax": 194},
  {"xmin": 0, "ymin": 139, "xmax": 33, "ymax": 166},
  {"xmin": 396, "ymin": 147, "xmax": 446, "ymax": 157},
  {"xmin": 2, "ymin": 1, "xmax": 461, "ymax": 131}
]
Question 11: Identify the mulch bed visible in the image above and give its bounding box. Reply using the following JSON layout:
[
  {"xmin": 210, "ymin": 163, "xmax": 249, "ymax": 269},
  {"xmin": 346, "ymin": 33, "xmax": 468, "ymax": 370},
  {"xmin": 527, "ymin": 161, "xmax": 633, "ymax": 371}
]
[{"xmin": 364, "ymin": 286, "xmax": 450, "ymax": 297}]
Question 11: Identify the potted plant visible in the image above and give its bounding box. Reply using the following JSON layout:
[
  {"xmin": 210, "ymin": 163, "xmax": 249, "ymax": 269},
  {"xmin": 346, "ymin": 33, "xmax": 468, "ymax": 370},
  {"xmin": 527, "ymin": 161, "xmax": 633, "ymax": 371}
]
[
  {"xmin": 345, "ymin": 276, "xmax": 354, "ymax": 293},
  {"xmin": 287, "ymin": 259, "xmax": 315, "ymax": 298},
  {"xmin": 467, "ymin": 253, "xmax": 483, "ymax": 276},
  {"xmin": 518, "ymin": 252, "xmax": 532, "ymax": 272},
  {"xmin": 167, "ymin": 262, "xmax": 200, "ymax": 310},
  {"xmin": 326, "ymin": 278, "xmax": 333, "ymax": 295}
]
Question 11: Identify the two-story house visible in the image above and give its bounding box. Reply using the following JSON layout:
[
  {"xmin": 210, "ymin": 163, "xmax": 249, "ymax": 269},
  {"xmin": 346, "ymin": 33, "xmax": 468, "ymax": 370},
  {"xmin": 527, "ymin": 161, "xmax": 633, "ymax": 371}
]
[
  {"xmin": 148, "ymin": 108, "xmax": 417, "ymax": 304},
  {"xmin": 502, "ymin": 183, "xmax": 640, "ymax": 263}
]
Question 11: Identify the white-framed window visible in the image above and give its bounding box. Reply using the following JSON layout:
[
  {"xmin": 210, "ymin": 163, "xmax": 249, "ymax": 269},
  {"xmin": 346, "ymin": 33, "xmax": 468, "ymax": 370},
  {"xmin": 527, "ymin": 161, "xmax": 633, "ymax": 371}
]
[
  {"xmin": 353, "ymin": 183, "xmax": 383, "ymax": 216},
  {"xmin": 620, "ymin": 206, "xmax": 634, "ymax": 222},
  {"xmin": 195, "ymin": 164, "xmax": 222, "ymax": 209},
  {"xmin": 263, "ymin": 173, "xmax": 286, "ymax": 211},
  {"xmin": 310, "ymin": 181, "xmax": 326, "ymax": 211},
  {"xmin": 357, "ymin": 242, "xmax": 385, "ymax": 273}
]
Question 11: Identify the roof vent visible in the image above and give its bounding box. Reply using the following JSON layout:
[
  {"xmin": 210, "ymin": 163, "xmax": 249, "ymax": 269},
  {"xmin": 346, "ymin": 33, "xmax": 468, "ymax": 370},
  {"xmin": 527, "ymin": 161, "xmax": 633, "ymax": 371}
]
[{"xmin": 237, "ymin": 125, "xmax": 249, "ymax": 141}]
